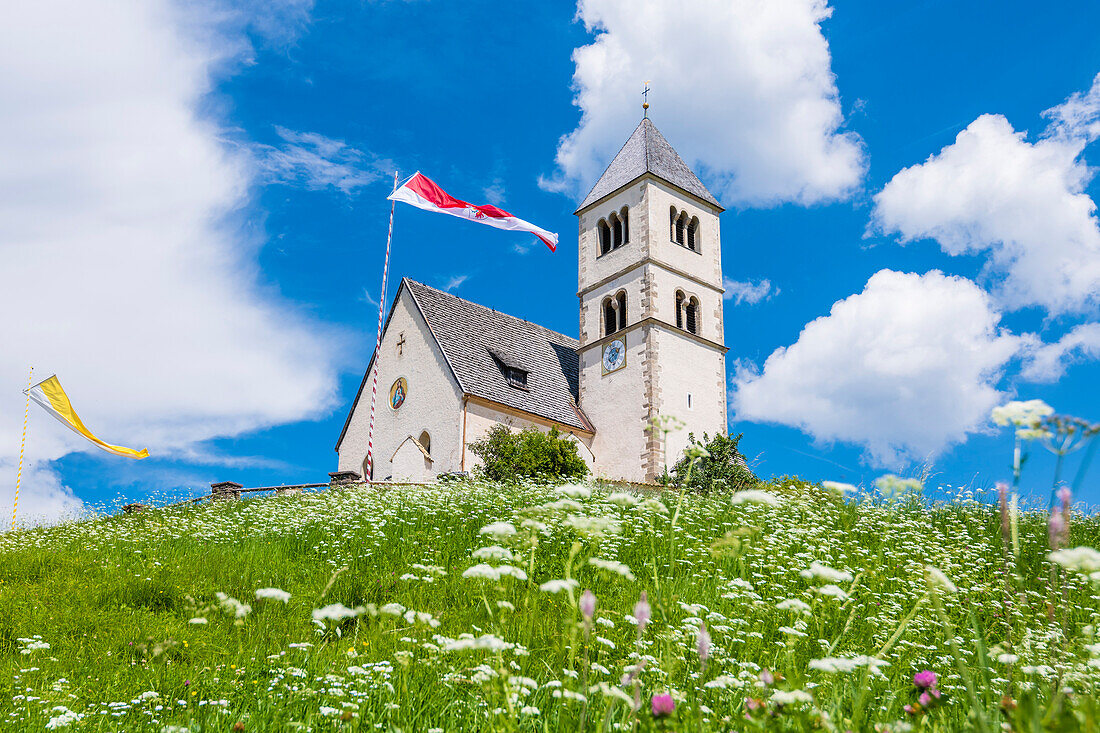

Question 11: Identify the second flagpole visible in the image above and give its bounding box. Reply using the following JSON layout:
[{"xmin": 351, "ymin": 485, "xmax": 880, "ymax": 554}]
[{"xmin": 364, "ymin": 172, "xmax": 399, "ymax": 483}]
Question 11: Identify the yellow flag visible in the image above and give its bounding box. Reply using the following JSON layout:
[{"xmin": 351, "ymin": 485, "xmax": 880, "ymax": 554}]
[{"xmin": 27, "ymin": 375, "xmax": 148, "ymax": 459}]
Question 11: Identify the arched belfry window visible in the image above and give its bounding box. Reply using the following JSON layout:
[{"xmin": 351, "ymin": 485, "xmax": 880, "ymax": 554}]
[
  {"xmin": 620, "ymin": 207, "xmax": 629, "ymax": 245},
  {"xmin": 687, "ymin": 217, "xmax": 699, "ymax": 252},
  {"xmin": 597, "ymin": 219, "xmax": 611, "ymax": 256},
  {"xmin": 686, "ymin": 297, "xmax": 699, "ymax": 335},
  {"xmin": 603, "ymin": 292, "xmax": 627, "ymax": 335},
  {"xmin": 610, "ymin": 212, "xmax": 623, "ymax": 249},
  {"xmin": 675, "ymin": 291, "xmax": 685, "ymax": 329},
  {"xmin": 675, "ymin": 212, "xmax": 688, "ymax": 246},
  {"xmin": 670, "ymin": 206, "xmax": 678, "ymax": 242}
]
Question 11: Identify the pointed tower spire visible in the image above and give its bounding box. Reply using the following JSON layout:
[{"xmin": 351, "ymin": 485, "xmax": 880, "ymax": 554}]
[{"xmin": 576, "ymin": 118, "xmax": 721, "ymax": 213}]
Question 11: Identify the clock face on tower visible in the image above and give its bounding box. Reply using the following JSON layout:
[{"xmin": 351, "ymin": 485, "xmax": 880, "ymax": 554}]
[{"xmin": 602, "ymin": 339, "xmax": 626, "ymax": 374}]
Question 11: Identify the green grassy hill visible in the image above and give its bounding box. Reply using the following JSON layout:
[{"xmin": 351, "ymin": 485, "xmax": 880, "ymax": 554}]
[{"xmin": 1, "ymin": 479, "xmax": 1099, "ymax": 731}]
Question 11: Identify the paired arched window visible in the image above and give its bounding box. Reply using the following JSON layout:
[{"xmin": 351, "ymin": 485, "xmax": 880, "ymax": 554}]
[
  {"xmin": 597, "ymin": 207, "xmax": 629, "ymax": 256},
  {"xmin": 598, "ymin": 219, "xmax": 612, "ymax": 256},
  {"xmin": 603, "ymin": 290, "xmax": 627, "ymax": 335},
  {"xmin": 675, "ymin": 290, "xmax": 699, "ymax": 335},
  {"xmin": 670, "ymin": 207, "xmax": 700, "ymax": 252}
]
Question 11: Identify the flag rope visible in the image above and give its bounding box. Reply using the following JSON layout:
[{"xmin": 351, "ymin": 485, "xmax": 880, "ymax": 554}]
[
  {"xmin": 12, "ymin": 367, "xmax": 32, "ymax": 531},
  {"xmin": 365, "ymin": 172, "xmax": 399, "ymax": 483}
]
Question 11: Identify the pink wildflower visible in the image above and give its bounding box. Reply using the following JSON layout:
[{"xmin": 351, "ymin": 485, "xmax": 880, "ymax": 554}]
[
  {"xmin": 650, "ymin": 692, "xmax": 675, "ymax": 718},
  {"xmin": 913, "ymin": 670, "xmax": 937, "ymax": 689},
  {"xmin": 580, "ymin": 589, "xmax": 596, "ymax": 622},
  {"xmin": 634, "ymin": 591, "xmax": 651, "ymax": 637}
]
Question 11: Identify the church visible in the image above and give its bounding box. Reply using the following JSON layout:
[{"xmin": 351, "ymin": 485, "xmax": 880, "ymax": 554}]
[{"xmin": 335, "ymin": 118, "xmax": 729, "ymax": 483}]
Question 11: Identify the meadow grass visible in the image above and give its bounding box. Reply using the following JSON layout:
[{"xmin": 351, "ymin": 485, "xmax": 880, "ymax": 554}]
[{"xmin": 1, "ymin": 475, "xmax": 1099, "ymax": 732}]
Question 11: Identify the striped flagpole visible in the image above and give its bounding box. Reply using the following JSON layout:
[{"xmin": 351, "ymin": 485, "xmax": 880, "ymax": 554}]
[
  {"xmin": 12, "ymin": 367, "xmax": 33, "ymax": 530},
  {"xmin": 364, "ymin": 172, "xmax": 399, "ymax": 483}
]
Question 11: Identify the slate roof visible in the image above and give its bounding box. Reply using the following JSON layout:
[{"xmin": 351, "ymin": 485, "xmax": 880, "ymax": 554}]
[
  {"xmin": 405, "ymin": 279, "xmax": 592, "ymax": 432},
  {"xmin": 577, "ymin": 117, "xmax": 722, "ymax": 212}
]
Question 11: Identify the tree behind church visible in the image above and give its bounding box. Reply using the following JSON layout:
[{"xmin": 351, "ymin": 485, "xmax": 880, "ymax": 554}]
[
  {"xmin": 663, "ymin": 432, "xmax": 758, "ymax": 494},
  {"xmin": 469, "ymin": 426, "xmax": 588, "ymax": 484}
]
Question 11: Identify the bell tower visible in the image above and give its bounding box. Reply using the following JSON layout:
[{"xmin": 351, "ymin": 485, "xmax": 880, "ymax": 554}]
[{"xmin": 576, "ymin": 118, "xmax": 728, "ymax": 482}]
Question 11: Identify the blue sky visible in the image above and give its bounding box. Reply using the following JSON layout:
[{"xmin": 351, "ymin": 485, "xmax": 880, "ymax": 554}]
[{"xmin": 3, "ymin": 0, "xmax": 1100, "ymax": 524}]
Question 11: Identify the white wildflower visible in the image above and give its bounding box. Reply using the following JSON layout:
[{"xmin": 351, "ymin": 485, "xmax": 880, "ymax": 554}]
[
  {"xmin": 463, "ymin": 564, "xmax": 501, "ymax": 581},
  {"xmin": 188, "ymin": 618, "xmax": 207, "ymax": 625},
  {"xmin": 496, "ymin": 565, "xmax": 528, "ymax": 581},
  {"xmin": 540, "ymin": 579, "xmax": 579, "ymax": 594},
  {"xmin": 45, "ymin": 707, "xmax": 82, "ymax": 729},
  {"xmin": 822, "ymin": 481, "xmax": 857, "ymax": 494},
  {"xmin": 800, "ymin": 562, "xmax": 853, "ymax": 583},
  {"xmin": 312, "ymin": 603, "xmax": 364, "ymax": 623},
  {"xmin": 730, "ymin": 490, "xmax": 781, "ymax": 506},
  {"xmin": 589, "ymin": 558, "xmax": 636, "ymax": 581},
  {"xmin": 443, "ymin": 634, "xmax": 513, "ymax": 653},
  {"xmin": 704, "ymin": 675, "xmax": 745, "ymax": 689},
  {"xmin": 255, "ymin": 587, "xmax": 291, "ymax": 603},
  {"xmin": 607, "ymin": 492, "xmax": 639, "ymax": 507},
  {"xmin": 776, "ymin": 599, "xmax": 812, "ymax": 615},
  {"xmin": 564, "ymin": 514, "xmax": 621, "ymax": 537},
  {"xmin": 875, "ymin": 474, "xmax": 922, "ymax": 499},
  {"xmin": 992, "ymin": 399, "xmax": 1054, "ymax": 427},
  {"xmin": 215, "ymin": 592, "xmax": 251, "ymax": 618},
  {"xmin": 815, "ymin": 585, "xmax": 849, "ymax": 600},
  {"xmin": 472, "ymin": 545, "xmax": 514, "ymax": 561},
  {"xmin": 638, "ymin": 498, "xmax": 669, "ymax": 514},
  {"xmin": 771, "ymin": 689, "xmax": 813, "ymax": 705},
  {"xmin": 479, "ymin": 521, "xmax": 517, "ymax": 537},
  {"xmin": 1049, "ymin": 547, "xmax": 1100, "ymax": 574},
  {"xmin": 556, "ymin": 484, "xmax": 591, "ymax": 499}
]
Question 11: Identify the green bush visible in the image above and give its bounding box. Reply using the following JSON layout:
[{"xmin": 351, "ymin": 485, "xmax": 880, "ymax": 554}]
[
  {"xmin": 469, "ymin": 425, "xmax": 589, "ymax": 484},
  {"xmin": 663, "ymin": 431, "xmax": 758, "ymax": 493}
]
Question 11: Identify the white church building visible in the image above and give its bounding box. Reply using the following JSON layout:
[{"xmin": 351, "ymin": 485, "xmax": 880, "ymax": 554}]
[{"xmin": 335, "ymin": 118, "xmax": 729, "ymax": 483}]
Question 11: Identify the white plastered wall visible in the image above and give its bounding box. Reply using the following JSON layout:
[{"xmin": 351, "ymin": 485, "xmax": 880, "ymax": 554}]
[
  {"xmin": 578, "ymin": 326, "xmax": 650, "ymax": 482},
  {"xmin": 462, "ymin": 399, "xmax": 596, "ymax": 473},
  {"xmin": 653, "ymin": 327, "xmax": 727, "ymax": 470},
  {"xmin": 391, "ymin": 437, "xmax": 434, "ymax": 482},
  {"xmin": 337, "ymin": 288, "xmax": 464, "ymax": 480},
  {"xmin": 644, "ymin": 179, "xmax": 723, "ymax": 287}
]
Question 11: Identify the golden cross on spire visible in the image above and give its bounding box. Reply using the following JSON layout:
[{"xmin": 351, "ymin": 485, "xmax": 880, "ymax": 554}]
[{"xmin": 642, "ymin": 80, "xmax": 650, "ymax": 118}]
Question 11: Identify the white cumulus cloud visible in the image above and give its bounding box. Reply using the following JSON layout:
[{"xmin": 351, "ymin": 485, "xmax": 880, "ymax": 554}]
[
  {"xmin": 1019, "ymin": 323, "xmax": 1100, "ymax": 383},
  {"xmin": 544, "ymin": 0, "xmax": 865, "ymax": 207},
  {"xmin": 723, "ymin": 278, "xmax": 777, "ymax": 305},
  {"xmin": 255, "ymin": 126, "xmax": 391, "ymax": 195},
  {"xmin": 0, "ymin": 0, "xmax": 343, "ymax": 528},
  {"xmin": 731, "ymin": 270, "xmax": 1022, "ymax": 466},
  {"xmin": 870, "ymin": 75, "xmax": 1100, "ymax": 316}
]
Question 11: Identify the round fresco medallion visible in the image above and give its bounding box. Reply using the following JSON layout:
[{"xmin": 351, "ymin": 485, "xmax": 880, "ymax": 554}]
[{"xmin": 389, "ymin": 377, "xmax": 407, "ymax": 410}]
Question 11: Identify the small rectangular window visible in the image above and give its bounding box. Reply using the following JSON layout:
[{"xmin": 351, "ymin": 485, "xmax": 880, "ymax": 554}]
[
  {"xmin": 687, "ymin": 393, "xmax": 693, "ymax": 409},
  {"xmin": 506, "ymin": 367, "xmax": 528, "ymax": 389}
]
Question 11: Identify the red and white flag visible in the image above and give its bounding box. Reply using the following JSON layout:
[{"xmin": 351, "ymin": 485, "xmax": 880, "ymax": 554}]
[{"xmin": 388, "ymin": 172, "xmax": 558, "ymax": 251}]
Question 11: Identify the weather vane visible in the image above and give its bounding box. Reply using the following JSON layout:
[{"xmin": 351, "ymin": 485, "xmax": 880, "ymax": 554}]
[{"xmin": 643, "ymin": 80, "xmax": 650, "ymax": 118}]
